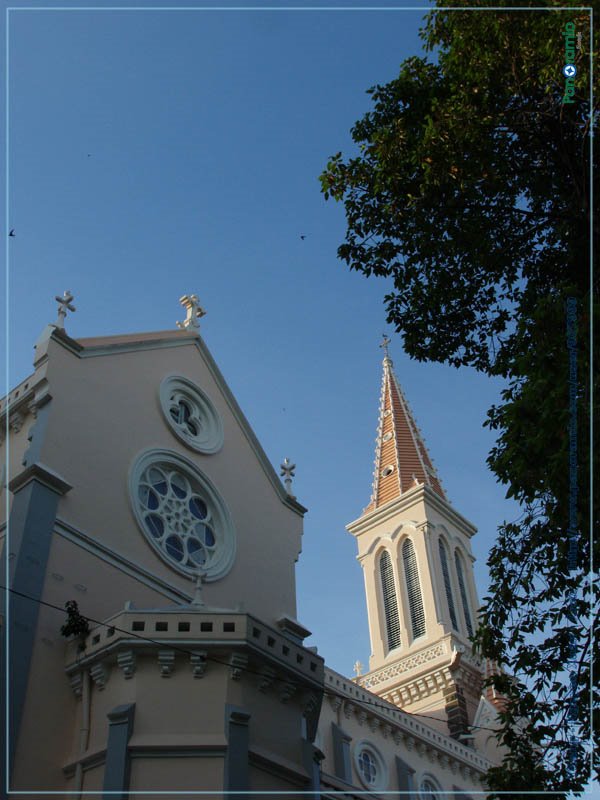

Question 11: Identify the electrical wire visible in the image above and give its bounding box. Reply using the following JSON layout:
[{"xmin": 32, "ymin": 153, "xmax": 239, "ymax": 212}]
[{"xmin": 0, "ymin": 583, "xmax": 501, "ymax": 734}]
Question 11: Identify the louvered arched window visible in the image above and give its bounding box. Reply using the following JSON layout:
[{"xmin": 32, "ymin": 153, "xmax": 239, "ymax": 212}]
[
  {"xmin": 402, "ymin": 539, "xmax": 426, "ymax": 639},
  {"xmin": 379, "ymin": 551, "xmax": 401, "ymax": 650},
  {"xmin": 438, "ymin": 538, "xmax": 458, "ymax": 630},
  {"xmin": 455, "ymin": 550, "xmax": 474, "ymax": 637}
]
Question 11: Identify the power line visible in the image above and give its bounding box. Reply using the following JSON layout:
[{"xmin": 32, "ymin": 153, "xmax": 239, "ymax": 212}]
[{"xmin": 1, "ymin": 583, "xmax": 501, "ymax": 734}]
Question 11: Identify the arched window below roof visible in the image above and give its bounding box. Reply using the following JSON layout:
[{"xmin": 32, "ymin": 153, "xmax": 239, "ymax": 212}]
[
  {"xmin": 455, "ymin": 550, "xmax": 474, "ymax": 638},
  {"xmin": 439, "ymin": 538, "xmax": 458, "ymax": 631},
  {"xmin": 379, "ymin": 550, "xmax": 401, "ymax": 651},
  {"xmin": 402, "ymin": 539, "xmax": 426, "ymax": 640}
]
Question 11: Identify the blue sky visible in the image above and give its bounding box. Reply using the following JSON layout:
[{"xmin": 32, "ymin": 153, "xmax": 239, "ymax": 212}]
[{"xmin": 4, "ymin": 3, "xmax": 520, "ymax": 676}]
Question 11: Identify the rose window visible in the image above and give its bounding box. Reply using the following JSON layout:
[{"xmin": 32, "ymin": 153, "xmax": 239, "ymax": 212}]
[{"xmin": 130, "ymin": 449, "xmax": 235, "ymax": 580}]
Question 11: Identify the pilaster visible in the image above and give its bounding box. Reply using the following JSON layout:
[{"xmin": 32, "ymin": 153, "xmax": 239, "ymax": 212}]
[
  {"xmin": 4, "ymin": 462, "xmax": 71, "ymax": 775},
  {"xmin": 102, "ymin": 703, "xmax": 136, "ymax": 799}
]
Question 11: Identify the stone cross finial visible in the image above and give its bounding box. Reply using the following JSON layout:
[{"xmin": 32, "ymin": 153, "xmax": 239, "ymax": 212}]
[
  {"xmin": 280, "ymin": 458, "xmax": 296, "ymax": 497},
  {"xmin": 380, "ymin": 334, "xmax": 391, "ymax": 360},
  {"xmin": 177, "ymin": 294, "xmax": 206, "ymax": 331},
  {"xmin": 353, "ymin": 660, "xmax": 363, "ymax": 677},
  {"xmin": 55, "ymin": 291, "xmax": 75, "ymax": 329}
]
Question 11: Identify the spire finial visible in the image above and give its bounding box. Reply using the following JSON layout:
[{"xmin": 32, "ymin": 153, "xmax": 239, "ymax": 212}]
[
  {"xmin": 177, "ymin": 294, "xmax": 206, "ymax": 331},
  {"xmin": 380, "ymin": 334, "xmax": 391, "ymax": 363},
  {"xmin": 55, "ymin": 290, "xmax": 75, "ymax": 329}
]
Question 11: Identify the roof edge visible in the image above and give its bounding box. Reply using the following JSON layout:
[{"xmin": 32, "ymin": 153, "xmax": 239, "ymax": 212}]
[{"xmin": 347, "ymin": 483, "xmax": 477, "ymax": 538}]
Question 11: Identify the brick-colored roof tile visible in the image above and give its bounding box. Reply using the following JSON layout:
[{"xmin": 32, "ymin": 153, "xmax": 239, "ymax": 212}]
[{"xmin": 363, "ymin": 356, "xmax": 446, "ymax": 514}]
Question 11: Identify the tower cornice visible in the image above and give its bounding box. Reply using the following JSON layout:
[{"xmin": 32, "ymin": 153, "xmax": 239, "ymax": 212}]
[{"xmin": 347, "ymin": 483, "xmax": 477, "ymax": 540}]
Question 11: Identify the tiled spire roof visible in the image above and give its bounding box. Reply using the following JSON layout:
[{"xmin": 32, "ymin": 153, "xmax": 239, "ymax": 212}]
[{"xmin": 363, "ymin": 352, "xmax": 446, "ymax": 514}]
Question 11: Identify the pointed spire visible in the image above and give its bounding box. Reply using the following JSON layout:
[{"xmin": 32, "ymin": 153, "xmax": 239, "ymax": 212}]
[{"xmin": 363, "ymin": 338, "xmax": 446, "ymax": 514}]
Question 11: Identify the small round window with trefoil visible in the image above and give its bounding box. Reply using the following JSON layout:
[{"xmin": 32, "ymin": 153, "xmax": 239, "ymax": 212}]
[
  {"xmin": 159, "ymin": 375, "xmax": 223, "ymax": 454},
  {"xmin": 354, "ymin": 742, "xmax": 387, "ymax": 791},
  {"xmin": 130, "ymin": 449, "xmax": 235, "ymax": 581}
]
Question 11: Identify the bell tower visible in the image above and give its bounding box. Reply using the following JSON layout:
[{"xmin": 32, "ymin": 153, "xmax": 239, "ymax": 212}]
[{"xmin": 348, "ymin": 341, "xmax": 483, "ymax": 741}]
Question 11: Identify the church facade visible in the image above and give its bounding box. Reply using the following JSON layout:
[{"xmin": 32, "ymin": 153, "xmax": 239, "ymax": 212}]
[{"xmin": 0, "ymin": 294, "xmax": 503, "ymax": 798}]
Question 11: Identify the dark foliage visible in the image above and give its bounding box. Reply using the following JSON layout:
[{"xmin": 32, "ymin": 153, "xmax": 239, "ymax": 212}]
[{"xmin": 320, "ymin": 2, "xmax": 598, "ymax": 794}]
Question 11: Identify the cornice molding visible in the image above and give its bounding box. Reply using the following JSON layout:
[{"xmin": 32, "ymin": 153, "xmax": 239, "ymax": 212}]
[
  {"xmin": 8, "ymin": 462, "xmax": 72, "ymax": 496},
  {"xmin": 324, "ymin": 668, "xmax": 491, "ymax": 775},
  {"xmin": 64, "ymin": 610, "xmax": 325, "ymax": 692},
  {"xmin": 4, "ymin": 327, "xmax": 307, "ymax": 517},
  {"xmin": 357, "ymin": 635, "xmax": 483, "ymax": 694},
  {"xmin": 357, "ymin": 639, "xmax": 449, "ymax": 691},
  {"xmin": 347, "ymin": 484, "xmax": 476, "ymax": 539}
]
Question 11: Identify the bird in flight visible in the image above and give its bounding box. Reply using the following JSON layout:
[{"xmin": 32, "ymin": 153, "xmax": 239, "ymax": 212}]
[
  {"xmin": 300, "ymin": 235, "xmax": 306, "ymax": 240},
  {"xmin": 9, "ymin": 229, "xmax": 15, "ymax": 237}
]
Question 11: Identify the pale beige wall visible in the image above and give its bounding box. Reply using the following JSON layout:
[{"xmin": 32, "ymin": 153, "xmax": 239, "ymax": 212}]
[
  {"xmin": 59, "ymin": 624, "xmax": 314, "ymax": 794},
  {"xmin": 235, "ymin": 691, "xmax": 303, "ymax": 766},
  {"xmin": 11, "ymin": 600, "xmax": 78, "ymax": 791},
  {"xmin": 0, "ymin": 409, "xmax": 35, "ymax": 530},
  {"xmin": 80, "ymin": 763, "xmax": 104, "ymax": 794},
  {"xmin": 248, "ymin": 764, "xmax": 307, "ymax": 798},
  {"xmin": 13, "ymin": 533, "xmax": 189, "ymax": 790},
  {"xmin": 129, "ymin": 756, "xmax": 224, "ymax": 794},
  {"xmin": 10, "ymin": 333, "xmax": 308, "ymax": 792},
  {"xmin": 35, "ymin": 336, "xmax": 302, "ymax": 625}
]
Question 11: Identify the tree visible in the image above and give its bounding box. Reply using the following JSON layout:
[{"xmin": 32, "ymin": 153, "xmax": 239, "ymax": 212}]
[{"xmin": 320, "ymin": 2, "xmax": 597, "ymax": 795}]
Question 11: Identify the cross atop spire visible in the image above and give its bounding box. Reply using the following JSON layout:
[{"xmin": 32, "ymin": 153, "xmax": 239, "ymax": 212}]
[
  {"xmin": 380, "ymin": 333, "xmax": 391, "ymax": 361},
  {"xmin": 363, "ymin": 341, "xmax": 446, "ymax": 514}
]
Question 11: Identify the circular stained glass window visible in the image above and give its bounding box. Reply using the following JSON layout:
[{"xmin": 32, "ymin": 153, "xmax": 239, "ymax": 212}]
[
  {"xmin": 130, "ymin": 449, "xmax": 235, "ymax": 580},
  {"xmin": 159, "ymin": 375, "xmax": 224, "ymax": 454}
]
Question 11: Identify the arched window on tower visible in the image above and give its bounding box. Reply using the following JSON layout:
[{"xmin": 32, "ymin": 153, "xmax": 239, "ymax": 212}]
[
  {"xmin": 455, "ymin": 550, "xmax": 474, "ymax": 638},
  {"xmin": 402, "ymin": 539, "xmax": 426, "ymax": 640},
  {"xmin": 438, "ymin": 538, "xmax": 458, "ymax": 631},
  {"xmin": 379, "ymin": 550, "xmax": 402, "ymax": 651}
]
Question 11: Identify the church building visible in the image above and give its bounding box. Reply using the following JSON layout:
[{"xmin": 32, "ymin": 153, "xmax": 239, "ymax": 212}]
[{"xmin": 0, "ymin": 293, "xmax": 504, "ymax": 798}]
